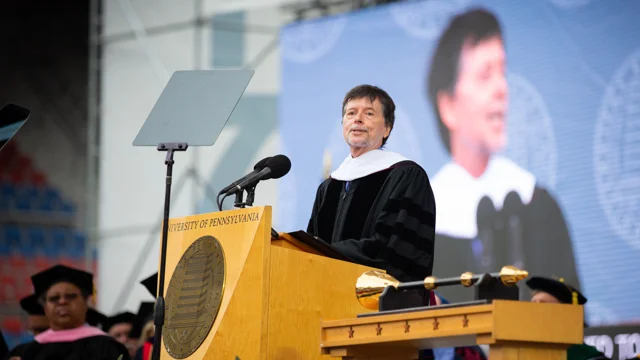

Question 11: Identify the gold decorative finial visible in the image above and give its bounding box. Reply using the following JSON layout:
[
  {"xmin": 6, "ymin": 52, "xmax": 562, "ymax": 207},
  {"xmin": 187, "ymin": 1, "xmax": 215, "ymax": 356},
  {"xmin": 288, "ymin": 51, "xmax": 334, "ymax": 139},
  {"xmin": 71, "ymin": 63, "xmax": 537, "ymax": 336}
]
[
  {"xmin": 460, "ymin": 272, "xmax": 474, "ymax": 287},
  {"xmin": 423, "ymin": 276, "xmax": 437, "ymax": 290},
  {"xmin": 499, "ymin": 265, "xmax": 528, "ymax": 286},
  {"xmin": 355, "ymin": 270, "xmax": 400, "ymax": 310}
]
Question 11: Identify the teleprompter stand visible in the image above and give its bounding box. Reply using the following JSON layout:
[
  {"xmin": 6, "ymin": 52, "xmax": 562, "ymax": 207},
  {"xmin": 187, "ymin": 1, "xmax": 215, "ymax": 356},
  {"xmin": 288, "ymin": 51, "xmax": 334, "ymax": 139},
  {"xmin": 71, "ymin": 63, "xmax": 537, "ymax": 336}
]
[
  {"xmin": 132, "ymin": 69, "xmax": 255, "ymax": 360},
  {"xmin": 152, "ymin": 142, "xmax": 188, "ymax": 360}
]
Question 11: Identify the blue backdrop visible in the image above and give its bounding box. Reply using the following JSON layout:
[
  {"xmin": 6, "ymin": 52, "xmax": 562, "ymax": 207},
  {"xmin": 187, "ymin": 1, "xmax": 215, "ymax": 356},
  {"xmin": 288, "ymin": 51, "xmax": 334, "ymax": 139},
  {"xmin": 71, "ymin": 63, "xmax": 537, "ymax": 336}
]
[{"xmin": 278, "ymin": 0, "xmax": 640, "ymax": 325}]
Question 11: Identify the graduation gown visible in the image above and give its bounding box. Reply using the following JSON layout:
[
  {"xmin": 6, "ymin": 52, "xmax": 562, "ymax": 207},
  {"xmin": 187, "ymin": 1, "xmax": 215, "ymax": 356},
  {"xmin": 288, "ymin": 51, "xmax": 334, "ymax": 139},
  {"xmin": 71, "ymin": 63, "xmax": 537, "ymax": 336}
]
[
  {"xmin": 133, "ymin": 337, "xmax": 153, "ymax": 360},
  {"xmin": 567, "ymin": 344, "xmax": 610, "ymax": 360},
  {"xmin": 0, "ymin": 330, "xmax": 8, "ymax": 360},
  {"xmin": 4, "ymin": 335, "xmax": 131, "ymax": 360},
  {"xmin": 307, "ymin": 160, "xmax": 436, "ymax": 283}
]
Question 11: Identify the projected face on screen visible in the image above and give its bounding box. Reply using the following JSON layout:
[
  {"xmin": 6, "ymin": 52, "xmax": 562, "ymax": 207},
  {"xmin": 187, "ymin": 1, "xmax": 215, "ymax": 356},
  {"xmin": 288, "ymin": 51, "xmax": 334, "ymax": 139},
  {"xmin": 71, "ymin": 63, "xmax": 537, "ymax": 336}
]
[
  {"xmin": 425, "ymin": 8, "xmax": 581, "ymax": 307},
  {"xmin": 439, "ymin": 36, "xmax": 508, "ymax": 156},
  {"xmin": 280, "ymin": 0, "xmax": 640, "ymax": 326}
]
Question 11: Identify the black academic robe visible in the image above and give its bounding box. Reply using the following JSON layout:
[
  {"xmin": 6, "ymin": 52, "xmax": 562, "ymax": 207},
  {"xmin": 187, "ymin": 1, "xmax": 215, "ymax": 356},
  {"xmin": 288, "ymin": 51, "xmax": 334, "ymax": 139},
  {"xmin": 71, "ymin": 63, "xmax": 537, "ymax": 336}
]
[
  {"xmin": 4, "ymin": 335, "xmax": 131, "ymax": 360},
  {"xmin": 133, "ymin": 337, "xmax": 153, "ymax": 360},
  {"xmin": 567, "ymin": 344, "xmax": 610, "ymax": 360},
  {"xmin": 307, "ymin": 160, "xmax": 436, "ymax": 284},
  {"xmin": 433, "ymin": 186, "xmax": 581, "ymax": 302},
  {"xmin": 0, "ymin": 330, "xmax": 8, "ymax": 360}
]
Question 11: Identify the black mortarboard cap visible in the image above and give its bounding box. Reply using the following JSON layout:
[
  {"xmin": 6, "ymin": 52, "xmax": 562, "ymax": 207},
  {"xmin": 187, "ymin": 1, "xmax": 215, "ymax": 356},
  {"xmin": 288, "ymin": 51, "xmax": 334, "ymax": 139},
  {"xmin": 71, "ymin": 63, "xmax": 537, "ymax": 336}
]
[
  {"xmin": 141, "ymin": 272, "xmax": 158, "ymax": 298},
  {"xmin": 526, "ymin": 276, "xmax": 587, "ymax": 305},
  {"xmin": 31, "ymin": 265, "xmax": 94, "ymax": 298},
  {"xmin": 104, "ymin": 312, "xmax": 136, "ymax": 332},
  {"xmin": 20, "ymin": 294, "xmax": 45, "ymax": 315},
  {"xmin": 86, "ymin": 308, "xmax": 108, "ymax": 329},
  {"xmin": 128, "ymin": 302, "xmax": 155, "ymax": 339}
]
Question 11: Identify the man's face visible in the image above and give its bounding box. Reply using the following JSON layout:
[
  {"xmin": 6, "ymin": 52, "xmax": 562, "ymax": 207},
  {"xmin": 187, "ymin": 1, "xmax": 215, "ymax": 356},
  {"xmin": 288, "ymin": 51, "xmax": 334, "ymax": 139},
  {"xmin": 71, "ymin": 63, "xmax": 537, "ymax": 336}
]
[
  {"xmin": 342, "ymin": 97, "xmax": 390, "ymax": 157},
  {"xmin": 108, "ymin": 322, "xmax": 132, "ymax": 345},
  {"xmin": 531, "ymin": 291, "xmax": 561, "ymax": 304},
  {"xmin": 440, "ymin": 36, "xmax": 508, "ymax": 155}
]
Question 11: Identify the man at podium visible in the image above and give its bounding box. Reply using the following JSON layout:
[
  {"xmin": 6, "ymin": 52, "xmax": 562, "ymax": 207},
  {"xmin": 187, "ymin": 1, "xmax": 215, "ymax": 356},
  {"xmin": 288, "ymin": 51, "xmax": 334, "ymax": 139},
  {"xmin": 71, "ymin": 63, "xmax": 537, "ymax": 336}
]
[{"xmin": 307, "ymin": 84, "xmax": 436, "ymax": 304}]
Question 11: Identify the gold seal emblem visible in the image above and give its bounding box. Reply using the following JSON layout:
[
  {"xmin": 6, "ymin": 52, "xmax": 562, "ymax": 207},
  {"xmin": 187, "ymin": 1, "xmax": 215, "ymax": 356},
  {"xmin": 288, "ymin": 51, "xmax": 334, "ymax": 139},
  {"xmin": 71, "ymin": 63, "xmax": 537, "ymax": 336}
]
[{"xmin": 163, "ymin": 235, "xmax": 225, "ymax": 359}]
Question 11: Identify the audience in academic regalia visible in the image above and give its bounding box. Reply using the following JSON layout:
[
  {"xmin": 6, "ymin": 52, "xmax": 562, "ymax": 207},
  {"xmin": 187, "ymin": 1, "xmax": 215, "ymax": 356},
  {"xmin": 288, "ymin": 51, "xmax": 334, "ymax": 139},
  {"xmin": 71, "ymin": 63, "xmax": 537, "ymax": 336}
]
[
  {"xmin": 526, "ymin": 276, "xmax": 611, "ymax": 360},
  {"xmin": 5, "ymin": 263, "xmax": 635, "ymax": 360},
  {"xmin": 129, "ymin": 302, "xmax": 155, "ymax": 360},
  {"xmin": 3, "ymin": 264, "xmax": 161, "ymax": 360},
  {"xmin": 104, "ymin": 312, "xmax": 137, "ymax": 358},
  {"xmin": 18, "ymin": 295, "xmax": 49, "ymax": 337},
  {"xmin": 3, "ymin": 265, "xmax": 130, "ymax": 360},
  {"xmin": 131, "ymin": 272, "xmax": 158, "ymax": 360}
]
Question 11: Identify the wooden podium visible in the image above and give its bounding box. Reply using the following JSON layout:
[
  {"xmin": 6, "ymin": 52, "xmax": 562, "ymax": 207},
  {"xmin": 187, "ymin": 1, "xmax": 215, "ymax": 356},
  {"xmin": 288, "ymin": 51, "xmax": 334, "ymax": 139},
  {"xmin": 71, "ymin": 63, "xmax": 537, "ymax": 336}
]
[
  {"xmin": 157, "ymin": 206, "xmax": 583, "ymax": 360},
  {"xmin": 158, "ymin": 206, "xmax": 376, "ymax": 360},
  {"xmin": 320, "ymin": 298, "xmax": 584, "ymax": 360}
]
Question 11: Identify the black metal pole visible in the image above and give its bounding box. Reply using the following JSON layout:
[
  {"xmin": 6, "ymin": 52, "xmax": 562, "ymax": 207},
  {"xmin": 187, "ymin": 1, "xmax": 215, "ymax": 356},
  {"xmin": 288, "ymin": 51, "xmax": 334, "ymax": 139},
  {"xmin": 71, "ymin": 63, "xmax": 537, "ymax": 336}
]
[
  {"xmin": 397, "ymin": 272, "xmax": 501, "ymax": 291},
  {"xmin": 151, "ymin": 143, "xmax": 187, "ymax": 360}
]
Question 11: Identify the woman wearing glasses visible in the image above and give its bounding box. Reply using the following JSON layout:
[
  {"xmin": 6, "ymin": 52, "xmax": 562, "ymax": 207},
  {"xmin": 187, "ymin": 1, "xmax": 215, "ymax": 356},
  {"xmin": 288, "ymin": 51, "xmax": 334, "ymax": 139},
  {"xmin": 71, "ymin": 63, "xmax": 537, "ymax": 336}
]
[{"xmin": 4, "ymin": 265, "xmax": 130, "ymax": 360}]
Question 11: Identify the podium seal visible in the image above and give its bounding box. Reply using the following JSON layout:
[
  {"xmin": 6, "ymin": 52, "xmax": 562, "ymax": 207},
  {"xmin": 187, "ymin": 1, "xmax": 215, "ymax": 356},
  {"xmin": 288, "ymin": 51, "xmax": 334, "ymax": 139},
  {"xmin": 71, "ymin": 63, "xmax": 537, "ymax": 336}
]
[{"xmin": 163, "ymin": 235, "xmax": 226, "ymax": 358}]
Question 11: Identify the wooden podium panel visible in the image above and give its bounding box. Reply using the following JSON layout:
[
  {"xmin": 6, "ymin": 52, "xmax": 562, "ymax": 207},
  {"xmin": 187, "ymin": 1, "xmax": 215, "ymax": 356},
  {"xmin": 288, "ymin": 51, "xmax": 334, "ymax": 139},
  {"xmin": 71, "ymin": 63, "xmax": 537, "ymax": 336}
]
[
  {"xmin": 159, "ymin": 206, "xmax": 274, "ymax": 359},
  {"xmin": 266, "ymin": 245, "xmax": 373, "ymax": 359},
  {"xmin": 320, "ymin": 300, "xmax": 584, "ymax": 360},
  {"xmin": 158, "ymin": 206, "xmax": 376, "ymax": 360}
]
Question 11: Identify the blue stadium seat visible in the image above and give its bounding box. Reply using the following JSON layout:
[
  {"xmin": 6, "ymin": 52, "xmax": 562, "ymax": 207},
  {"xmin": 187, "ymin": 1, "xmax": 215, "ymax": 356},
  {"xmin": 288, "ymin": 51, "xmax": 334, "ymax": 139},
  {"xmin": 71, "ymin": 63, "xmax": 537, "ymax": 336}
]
[
  {"xmin": 61, "ymin": 201, "xmax": 75, "ymax": 215},
  {"xmin": 0, "ymin": 226, "xmax": 22, "ymax": 256},
  {"xmin": 0, "ymin": 182, "xmax": 15, "ymax": 196},
  {"xmin": 14, "ymin": 185, "xmax": 37, "ymax": 211},
  {"xmin": 39, "ymin": 228, "xmax": 59, "ymax": 258},
  {"xmin": 26, "ymin": 227, "xmax": 47, "ymax": 257},
  {"xmin": 0, "ymin": 182, "xmax": 16, "ymax": 210},
  {"xmin": 0, "ymin": 229, "xmax": 9, "ymax": 256},
  {"xmin": 51, "ymin": 228, "xmax": 68, "ymax": 255},
  {"xmin": 68, "ymin": 233, "xmax": 86, "ymax": 258},
  {"xmin": 40, "ymin": 188, "xmax": 61, "ymax": 211}
]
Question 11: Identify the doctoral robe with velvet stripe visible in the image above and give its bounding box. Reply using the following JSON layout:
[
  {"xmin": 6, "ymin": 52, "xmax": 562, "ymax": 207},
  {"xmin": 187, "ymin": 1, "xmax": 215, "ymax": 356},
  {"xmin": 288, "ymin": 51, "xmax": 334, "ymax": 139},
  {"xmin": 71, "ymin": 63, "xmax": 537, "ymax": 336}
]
[{"xmin": 307, "ymin": 160, "xmax": 436, "ymax": 283}]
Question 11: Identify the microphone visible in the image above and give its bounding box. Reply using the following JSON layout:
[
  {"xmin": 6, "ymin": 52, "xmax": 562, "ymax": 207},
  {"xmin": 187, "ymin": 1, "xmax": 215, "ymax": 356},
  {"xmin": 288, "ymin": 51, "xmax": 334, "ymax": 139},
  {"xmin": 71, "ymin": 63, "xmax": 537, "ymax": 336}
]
[
  {"xmin": 503, "ymin": 191, "xmax": 526, "ymax": 300},
  {"xmin": 223, "ymin": 154, "xmax": 291, "ymax": 196},
  {"xmin": 476, "ymin": 196, "xmax": 497, "ymax": 273},
  {"xmin": 218, "ymin": 156, "xmax": 271, "ymax": 195},
  {"xmin": 503, "ymin": 191, "xmax": 525, "ymax": 270}
]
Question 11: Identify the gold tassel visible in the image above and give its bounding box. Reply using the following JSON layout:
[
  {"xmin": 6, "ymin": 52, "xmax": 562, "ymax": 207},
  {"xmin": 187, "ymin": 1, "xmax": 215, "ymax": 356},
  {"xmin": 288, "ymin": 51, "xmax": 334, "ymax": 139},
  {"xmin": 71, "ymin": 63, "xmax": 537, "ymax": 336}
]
[{"xmin": 572, "ymin": 291, "xmax": 578, "ymax": 305}]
